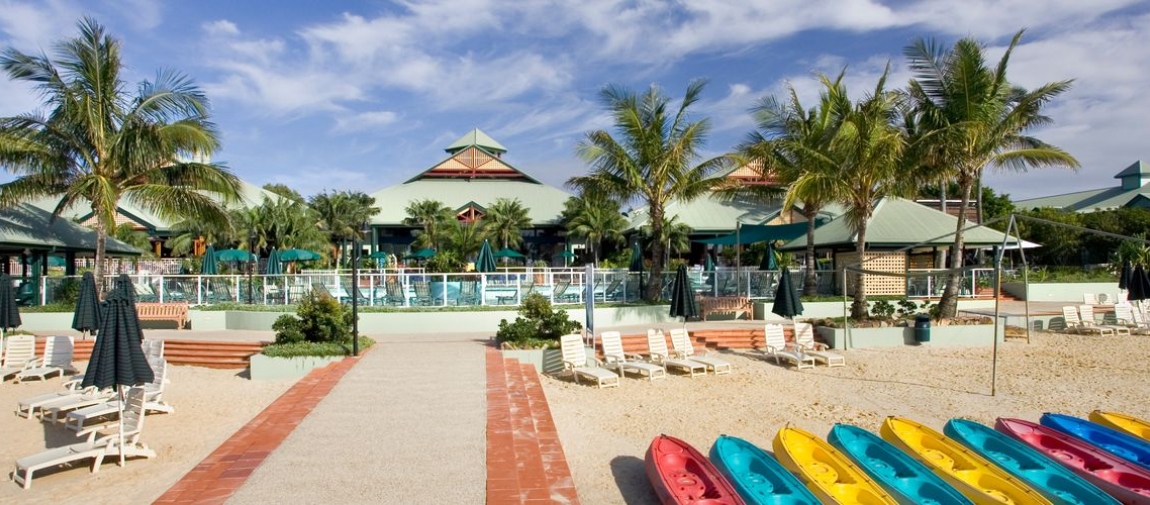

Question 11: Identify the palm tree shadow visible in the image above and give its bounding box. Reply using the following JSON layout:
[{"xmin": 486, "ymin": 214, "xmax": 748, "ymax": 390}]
[{"xmin": 610, "ymin": 455, "xmax": 659, "ymax": 505}]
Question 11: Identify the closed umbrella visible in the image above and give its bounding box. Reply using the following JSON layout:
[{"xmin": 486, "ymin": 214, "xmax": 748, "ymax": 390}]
[
  {"xmin": 629, "ymin": 241, "xmax": 645, "ymax": 295},
  {"xmin": 114, "ymin": 273, "xmax": 138, "ymax": 306},
  {"xmin": 264, "ymin": 247, "xmax": 283, "ymax": 275},
  {"xmin": 0, "ymin": 273, "xmax": 21, "ymax": 339},
  {"xmin": 669, "ymin": 264, "xmax": 698, "ymax": 330},
  {"xmin": 200, "ymin": 245, "xmax": 218, "ymax": 275},
  {"xmin": 81, "ymin": 284, "xmax": 154, "ymax": 467},
  {"xmin": 760, "ymin": 242, "xmax": 778, "ymax": 270},
  {"xmin": 71, "ymin": 272, "xmax": 101, "ymax": 339},
  {"xmin": 1119, "ymin": 260, "xmax": 1133, "ymax": 291},
  {"xmin": 771, "ymin": 266, "xmax": 804, "ymax": 320},
  {"xmin": 475, "ymin": 240, "xmax": 497, "ymax": 273},
  {"xmin": 1128, "ymin": 264, "xmax": 1150, "ymax": 303}
]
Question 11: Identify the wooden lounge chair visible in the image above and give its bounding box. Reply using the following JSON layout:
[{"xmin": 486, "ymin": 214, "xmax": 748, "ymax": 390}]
[
  {"xmin": 13, "ymin": 387, "xmax": 155, "ymax": 489},
  {"xmin": 0, "ymin": 335, "xmax": 37, "ymax": 381},
  {"xmin": 669, "ymin": 328, "xmax": 732, "ymax": 375},
  {"xmin": 1079, "ymin": 305, "xmax": 1129, "ymax": 336},
  {"xmin": 644, "ymin": 329, "xmax": 706, "ymax": 378},
  {"xmin": 793, "ymin": 322, "xmax": 845, "ymax": 367},
  {"xmin": 599, "ymin": 331, "xmax": 666, "ymax": 381},
  {"xmin": 17, "ymin": 336, "xmax": 77, "ymax": 382},
  {"xmin": 559, "ymin": 334, "xmax": 619, "ymax": 388},
  {"xmin": 756, "ymin": 324, "xmax": 815, "ymax": 370}
]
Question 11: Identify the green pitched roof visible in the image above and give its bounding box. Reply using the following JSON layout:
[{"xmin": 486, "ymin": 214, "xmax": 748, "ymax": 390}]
[
  {"xmin": 627, "ymin": 194, "xmax": 782, "ymax": 233},
  {"xmin": 369, "ymin": 179, "xmax": 572, "ymax": 225},
  {"xmin": 445, "ymin": 128, "xmax": 507, "ymax": 154},
  {"xmin": 1015, "ymin": 186, "xmax": 1150, "ymax": 213},
  {"xmin": 1114, "ymin": 161, "xmax": 1149, "ymax": 178},
  {"xmin": 777, "ymin": 197, "xmax": 1035, "ymax": 251},
  {"xmin": 0, "ymin": 203, "xmax": 141, "ymax": 255}
]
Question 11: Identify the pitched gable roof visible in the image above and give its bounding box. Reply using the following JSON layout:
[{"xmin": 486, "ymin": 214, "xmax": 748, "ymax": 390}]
[{"xmin": 445, "ymin": 128, "xmax": 507, "ymax": 154}]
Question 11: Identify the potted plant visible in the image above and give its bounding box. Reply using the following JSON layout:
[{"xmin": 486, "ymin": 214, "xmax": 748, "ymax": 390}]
[{"xmin": 496, "ymin": 293, "xmax": 582, "ymax": 373}]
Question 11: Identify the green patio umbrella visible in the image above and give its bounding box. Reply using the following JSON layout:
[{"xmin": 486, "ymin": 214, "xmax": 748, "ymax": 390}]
[
  {"xmin": 278, "ymin": 248, "xmax": 321, "ymax": 262},
  {"xmin": 475, "ymin": 240, "xmax": 497, "ymax": 273},
  {"xmin": 200, "ymin": 245, "xmax": 218, "ymax": 275},
  {"xmin": 668, "ymin": 264, "xmax": 698, "ymax": 328},
  {"xmin": 404, "ymin": 248, "xmax": 436, "ymax": 260},
  {"xmin": 48, "ymin": 255, "xmax": 67, "ymax": 267},
  {"xmin": 0, "ymin": 273, "xmax": 21, "ymax": 338},
  {"xmin": 215, "ymin": 248, "xmax": 256, "ymax": 262},
  {"xmin": 704, "ymin": 250, "xmax": 716, "ymax": 272},
  {"xmin": 493, "ymin": 247, "xmax": 524, "ymax": 260},
  {"xmin": 71, "ymin": 271, "xmax": 101, "ymax": 338},
  {"xmin": 554, "ymin": 249, "xmax": 575, "ymax": 267},
  {"xmin": 771, "ymin": 267, "xmax": 804, "ymax": 320},
  {"xmin": 629, "ymin": 242, "xmax": 645, "ymax": 294},
  {"xmin": 264, "ymin": 247, "xmax": 283, "ymax": 275},
  {"xmin": 760, "ymin": 242, "xmax": 778, "ymax": 270},
  {"xmin": 368, "ymin": 251, "xmax": 391, "ymax": 260}
]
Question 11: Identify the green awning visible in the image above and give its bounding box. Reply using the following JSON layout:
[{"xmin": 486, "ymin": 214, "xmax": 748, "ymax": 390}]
[{"xmin": 693, "ymin": 221, "xmax": 824, "ymax": 246}]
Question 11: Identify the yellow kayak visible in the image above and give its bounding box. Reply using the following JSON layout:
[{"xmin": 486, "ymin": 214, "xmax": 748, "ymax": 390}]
[
  {"xmin": 1090, "ymin": 410, "xmax": 1150, "ymax": 442},
  {"xmin": 772, "ymin": 426, "xmax": 898, "ymax": 504},
  {"xmin": 880, "ymin": 417, "xmax": 1051, "ymax": 505}
]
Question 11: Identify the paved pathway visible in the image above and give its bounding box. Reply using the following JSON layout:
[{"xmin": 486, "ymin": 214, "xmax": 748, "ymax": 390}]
[{"xmin": 226, "ymin": 333, "xmax": 488, "ymax": 504}]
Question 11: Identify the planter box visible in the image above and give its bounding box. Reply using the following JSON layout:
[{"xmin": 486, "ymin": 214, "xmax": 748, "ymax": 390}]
[
  {"xmin": 501, "ymin": 348, "xmax": 565, "ymax": 374},
  {"xmin": 816, "ymin": 321, "xmax": 1004, "ymax": 350},
  {"xmin": 249, "ymin": 353, "xmax": 344, "ymax": 380}
]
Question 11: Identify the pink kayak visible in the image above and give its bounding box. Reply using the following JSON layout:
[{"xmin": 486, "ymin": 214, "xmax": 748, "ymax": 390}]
[{"xmin": 646, "ymin": 434, "xmax": 745, "ymax": 505}]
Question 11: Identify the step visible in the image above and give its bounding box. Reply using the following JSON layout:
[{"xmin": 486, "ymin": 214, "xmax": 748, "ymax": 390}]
[
  {"xmin": 169, "ymin": 356, "xmax": 250, "ymax": 369},
  {"xmin": 165, "ymin": 349, "xmax": 260, "ymax": 359}
]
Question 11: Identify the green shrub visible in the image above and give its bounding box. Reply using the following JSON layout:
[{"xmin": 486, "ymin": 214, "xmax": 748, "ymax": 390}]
[
  {"xmin": 272, "ymin": 291, "xmax": 354, "ymax": 345},
  {"xmin": 262, "ymin": 337, "xmax": 376, "ymax": 358},
  {"xmin": 496, "ymin": 293, "xmax": 582, "ymax": 349},
  {"xmin": 870, "ymin": 300, "xmax": 895, "ymax": 320}
]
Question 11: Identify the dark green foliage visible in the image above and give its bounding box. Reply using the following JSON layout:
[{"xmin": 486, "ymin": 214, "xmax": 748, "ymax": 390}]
[
  {"xmin": 495, "ymin": 293, "xmax": 583, "ymax": 349},
  {"xmin": 272, "ymin": 292, "xmax": 354, "ymax": 345},
  {"xmin": 53, "ymin": 278, "xmax": 80, "ymax": 305},
  {"xmin": 262, "ymin": 337, "xmax": 375, "ymax": 358},
  {"xmin": 869, "ymin": 300, "xmax": 895, "ymax": 320},
  {"xmin": 896, "ymin": 299, "xmax": 920, "ymax": 318}
]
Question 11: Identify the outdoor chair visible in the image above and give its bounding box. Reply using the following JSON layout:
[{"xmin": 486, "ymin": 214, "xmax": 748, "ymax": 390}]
[
  {"xmin": 1083, "ymin": 293, "xmax": 1099, "ymax": 305},
  {"xmin": 134, "ymin": 282, "xmax": 159, "ymax": 303},
  {"xmin": 15, "ymin": 281, "xmax": 37, "ymax": 306},
  {"xmin": 551, "ymin": 280, "xmax": 579, "ymax": 303},
  {"xmin": 0, "ymin": 335, "xmax": 37, "ymax": 381},
  {"xmin": 384, "ymin": 280, "xmax": 407, "ymax": 306},
  {"xmin": 793, "ymin": 322, "xmax": 845, "ymax": 367},
  {"xmin": 1061, "ymin": 306, "xmax": 1112, "ymax": 336},
  {"xmin": 601, "ymin": 278, "xmax": 623, "ymax": 301},
  {"xmin": 207, "ymin": 279, "xmax": 235, "ymax": 303},
  {"xmin": 412, "ymin": 281, "xmax": 435, "ymax": 306},
  {"xmin": 14, "ymin": 387, "xmax": 156, "ymax": 489},
  {"xmin": 599, "ymin": 331, "xmax": 666, "ymax": 381},
  {"xmin": 15, "ymin": 379, "xmax": 93, "ymax": 419},
  {"xmin": 496, "ymin": 281, "xmax": 533, "ymax": 305},
  {"xmin": 64, "ymin": 360, "xmax": 172, "ymax": 432},
  {"xmin": 558, "ymin": 334, "xmax": 619, "ymax": 388},
  {"xmin": 644, "ymin": 329, "xmax": 705, "ymax": 378},
  {"xmin": 17, "ymin": 336, "xmax": 77, "ymax": 382},
  {"xmin": 1080, "ymin": 305, "xmax": 1130, "ymax": 336},
  {"xmin": 669, "ymin": 328, "xmax": 732, "ymax": 375},
  {"xmin": 755, "ymin": 324, "xmax": 815, "ymax": 370},
  {"xmin": 457, "ymin": 280, "xmax": 480, "ymax": 306}
]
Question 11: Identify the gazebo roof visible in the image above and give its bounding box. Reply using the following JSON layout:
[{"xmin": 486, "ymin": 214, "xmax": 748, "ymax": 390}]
[
  {"xmin": 445, "ymin": 128, "xmax": 507, "ymax": 154},
  {"xmin": 0, "ymin": 203, "xmax": 141, "ymax": 255}
]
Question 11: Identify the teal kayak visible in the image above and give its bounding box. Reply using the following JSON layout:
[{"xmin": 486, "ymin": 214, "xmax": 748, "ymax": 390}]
[
  {"xmin": 945, "ymin": 418, "xmax": 1118, "ymax": 505},
  {"xmin": 827, "ymin": 424, "xmax": 971, "ymax": 505},
  {"xmin": 709, "ymin": 435, "xmax": 819, "ymax": 505}
]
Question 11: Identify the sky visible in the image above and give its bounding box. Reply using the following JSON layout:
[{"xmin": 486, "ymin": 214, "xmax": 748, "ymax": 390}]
[{"xmin": 1, "ymin": 0, "xmax": 1148, "ymax": 202}]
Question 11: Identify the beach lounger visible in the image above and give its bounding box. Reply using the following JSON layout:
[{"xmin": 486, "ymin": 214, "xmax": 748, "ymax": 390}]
[
  {"xmin": 1061, "ymin": 306, "xmax": 1111, "ymax": 335},
  {"xmin": 1083, "ymin": 293, "xmax": 1098, "ymax": 305},
  {"xmin": 0, "ymin": 335, "xmax": 37, "ymax": 381},
  {"xmin": 1079, "ymin": 305, "xmax": 1129, "ymax": 336},
  {"xmin": 757, "ymin": 324, "xmax": 815, "ymax": 370},
  {"xmin": 18, "ymin": 336, "xmax": 77, "ymax": 383},
  {"xmin": 63, "ymin": 360, "xmax": 172, "ymax": 432},
  {"xmin": 15, "ymin": 379, "xmax": 93, "ymax": 419},
  {"xmin": 1124, "ymin": 306, "xmax": 1150, "ymax": 335},
  {"xmin": 559, "ymin": 334, "xmax": 619, "ymax": 389},
  {"xmin": 669, "ymin": 328, "xmax": 732, "ymax": 375},
  {"xmin": 13, "ymin": 387, "xmax": 155, "ymax": 489},
  {"xmin": 793, "ymin": 322, "xmax": 845, "ymax": 367},
  {"xmin": 39, "ymin": 388, "xmax": 118, "ymax": 423},
  {"xmin": 644, "ymin": 329, "xmax": 706, "ymax": 378},
  {"xmin": 599, "ymin": 331, "xmax": 666, "ymax": 381}
]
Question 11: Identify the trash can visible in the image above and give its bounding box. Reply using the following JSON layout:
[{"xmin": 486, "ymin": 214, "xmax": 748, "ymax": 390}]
[{"xmin": 914, "ymin": 315, "xmax": 931, "ymax": 343}]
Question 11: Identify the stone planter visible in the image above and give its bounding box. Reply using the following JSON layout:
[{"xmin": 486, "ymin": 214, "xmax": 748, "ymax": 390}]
[
  {"xmin": 500, "ymin": 348, "xmax": 565, "ymax": 374},
  {"xmin": 249, "ymin": 353, "xmax": 344, "ymax": 380},
  {"xmin": 816, "ymin": 321, "xmax": 1004, "ymax": 350}
]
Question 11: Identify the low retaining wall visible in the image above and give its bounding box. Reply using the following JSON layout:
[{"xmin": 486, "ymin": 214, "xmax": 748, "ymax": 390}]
[
  {"xmin": 816, "ymin": 321, "xmax": 1004, "ymax": 350},
  {"xmin": 1001, "ymin": 282, "xmax": 1119, "ymax": 302},
  {"xmin": 249, "ymin": 353, "xmax": 344, "ymax": 380}
]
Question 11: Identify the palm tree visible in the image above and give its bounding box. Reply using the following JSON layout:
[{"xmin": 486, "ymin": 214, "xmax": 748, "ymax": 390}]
[
  {"xmin": 568, "ymin": 80, "xmax": 731, "ymax": 300},
  {"xmin": 113, "ymin": 223, "xmax": 155, "ymax": 258},
  {"xmin": 904, "ymin": 30, "xmax": 1079, "ymax": 317},
  {"xmin": 309, "ymin": 190, "xmax": 378, "ymax": 268},
  {"xmin": 403, "ymin": 199, "xmax": 452, "ymax": 250},
  {"xmin": 638, "ymin": 214, "xmax": 692, "ymax": 266},
  {"xmin": 483, "ymin": 197, "xmax": 532, "ymax": 251},
  {"xmin": 0, "ymin": 18, "xmax": 241, "ymax": 285},
  {"xmin": 785, "ymin": 69, "xmax": 909, "ymax": 319},
  {"xmin": 562, "ymin": 194, "xmax": 627, "ymax": 265},
  {"xmin": 166, "ymin": 217, "xmax": 234, "ymax": 257}
]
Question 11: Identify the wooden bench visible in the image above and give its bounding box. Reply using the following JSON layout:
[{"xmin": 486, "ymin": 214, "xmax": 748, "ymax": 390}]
[
  {"xmin": 699, "ymin": 296, "xmax": 752, "ymax": 320},
  {"xmin": 136, "ymin": 302, "xmax": 189, "ymax": 329}
]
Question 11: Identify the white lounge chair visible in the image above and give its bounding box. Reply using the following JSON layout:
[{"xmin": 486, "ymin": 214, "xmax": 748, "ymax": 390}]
[
  {"xmin": 1124, "ymin": 305, "xmax": 1150, "ymax": 335},
  {"xmin": 64, "ymin": 360, "xmax": 173, "ymax": 432},
  {"xmin": 559, "ymin": 334, "xmax": 620, "ymax": 389},
  {"xmin": 1083, "ymin": 293, "xmax": 1099, "ymax": 305},
  {"xmin": 1080, "ymin": 305, "xmax": 1129, "ymax": 336},
  {"xmin": 0, "ymin": 335, "xmax": 37, "ymax": 381},
  {"xmin": 39, "ymin": 388, "xmax": 117, "ymax": 423},
  {"xmin": 142, "ymin": 338, "xmax": 164, "ymax": 360},
  {"xmin": 15, "ymin": 378, "xmax": 94, "ymax": 420},
  {"xmin": 757, "ymin": 324, "xmax": 815, "ymax": 370},
  {"xmin": 18, "ymin": 336, "xmax": 77, "ymax": 383},
  {"xmin": 793, "ymin": 322, "xmax": 845, "ymax": 367},
  {"xmin": 1061, "ymin": 306, "xmax": 1110, "ymax": 335},
  {"xmin": 644, "ymin": 329, "xmax": 706, "ymax": 378},
  {"xmin": 599, "ymin": 331, "xmax": 666, "ymax": 381},
  {"xmin": 13, "ymin": 387, "xmax": 156, "ymax": 489},
  {"xmin": 669, "ymin": 328, "xmax": 732, "ymax": 375}
]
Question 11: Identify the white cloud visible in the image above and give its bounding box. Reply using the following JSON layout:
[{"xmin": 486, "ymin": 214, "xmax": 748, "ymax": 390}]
[
  {"xmin": 103, "ymin": 0, "xmax": 162, "ymax": 30},
  {"xmin": 203, "ymin": 20, "xmax": 240, "ymax": 37},
  {"xmin": 334, "ymin": 110, "xmax": 400, "ymax": 132},
  {"xmin": 0, "ymin": 0, "xmax": 83, "ymax": 51}
]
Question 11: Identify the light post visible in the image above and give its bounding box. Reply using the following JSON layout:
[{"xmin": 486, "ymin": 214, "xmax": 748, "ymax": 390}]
[
  {"xmin": 351, "ymin": 222, "xmax": 367, "ymax": 356},
  {"xmin": 248, "ymin": 229, "xmax": 256, "ymax": 305}
]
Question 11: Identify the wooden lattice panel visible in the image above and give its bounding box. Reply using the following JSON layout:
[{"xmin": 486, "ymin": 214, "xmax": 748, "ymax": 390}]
[
  {"xmin": 907, "ymin": 253, "xmax": 935, "ymax": 269},
  {"xmin": 81, "ymin": 211, "xmax": 146, "ymax": 230},
  {"xmin": 426, "ymin": 146, "xmax": 518, "ymax": 177},
  {"xmin": 727, "ymin": 160, "xmax": 781, "ymax": 185},
  {"xmin": 836, "ymin": 251, "xmax": 907, "ymax": 296}
]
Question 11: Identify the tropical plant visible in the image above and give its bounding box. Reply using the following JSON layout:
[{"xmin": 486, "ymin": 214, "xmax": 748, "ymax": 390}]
[
  {"xmin": 271, "ymin": 290, "xmax": 354, "ymax": 344},
  {"xmin": 0, "ymin": 18, "xmax": 241, "ymax": 286},
  {"xmin": 112, "ymin": 223, "xmax": 154, "ymax": 256},
  {"xmin": 403, "ymin": 199, "xmax": 452, "ymax": 250},
  {"xmin": 445, "ymin": 219, "xmax": 484, "ymax": 265},
  {"xmin": 483, "ymin": 197, "xmax": 532, "ymax": 251},
  {"xmin": 638, "ymin": 214, "xmax": 692, "ymax": 266},
  {"xmin": 309, "ymin": 190, "xmax": 378, "ymax": 268},
  {"xmin": 568, "ymin": 81, "xmax": 731, "ymax": 299},
  {"xmin": 166, "ymin": 217, "xmax": 233, "ymax": 257},
  {"xmin": 262, "ymin": 183, "xmax": 304, "ymax": 202},
  {"xmin": 495, "ymin": 292, "xmax": 583, "ymax": 349},
  {"xmin": 561, "ymin": 194, "xmax": 627, "ymax": 265},
  {"xmin": 904, "ymin": 30, "xmax": 1079, "ymax": 317}
]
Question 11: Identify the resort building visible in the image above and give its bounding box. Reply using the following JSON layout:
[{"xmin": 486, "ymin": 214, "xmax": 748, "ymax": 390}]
[
  {"xmin": 366, "ymin": 129, "xmax": 574, "ymax": 262},
  {"xmin": 1015, "ymin": 160, "xmax": 1150, "ymax": 213}
]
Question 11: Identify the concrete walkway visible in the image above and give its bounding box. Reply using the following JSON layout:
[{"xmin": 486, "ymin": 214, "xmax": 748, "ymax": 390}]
[{"xmin": 227, "ymin": 333, "xmax": 488, "ymax": 504}]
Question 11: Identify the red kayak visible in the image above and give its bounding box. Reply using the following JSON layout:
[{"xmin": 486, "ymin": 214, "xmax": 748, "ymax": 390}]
[
  {"xmin": 646, "ymin": 434, "xmax": 745, "ymax": 505},
  {"xmin": 996, "ymin": 417, "xmax": 1150, "ymax": 504}
]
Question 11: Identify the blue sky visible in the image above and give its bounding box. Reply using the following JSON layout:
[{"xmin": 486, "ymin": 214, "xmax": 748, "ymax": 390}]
[{"xmin": 2, "ymin": 0, "xmax": 1148, "ymax": 201}]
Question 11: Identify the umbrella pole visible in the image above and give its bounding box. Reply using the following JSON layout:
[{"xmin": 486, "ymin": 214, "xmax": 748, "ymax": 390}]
[{"xmin": 118, "ymin": 385, "xmax": 126, "ymax": 467}]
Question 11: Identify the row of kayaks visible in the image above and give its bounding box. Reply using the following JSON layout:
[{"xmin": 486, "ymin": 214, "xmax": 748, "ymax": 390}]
[{"xmin": 645, "ymin": 410, "xmax": 1150, "ymax": 504}]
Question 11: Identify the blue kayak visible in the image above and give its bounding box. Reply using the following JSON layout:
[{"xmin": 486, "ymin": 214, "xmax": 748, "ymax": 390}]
[
  {"xmin": 1041, "ymin": 413, "xmax": 1150, "ymax": 472},
  {"xmin": 709, "ymin": 435, "xmax": 820, "ymax": 505},
  {"xmin": 827, "ymin": 424, "xmax": 971, "ymax": 505},
  {"xmin": 944, "ymin": 418, "xmax": 1118, "ymax": 505}
]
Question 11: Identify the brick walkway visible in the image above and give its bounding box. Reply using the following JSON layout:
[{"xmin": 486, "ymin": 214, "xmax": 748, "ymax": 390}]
[
  {"xmin": 152, "ymin": 352, "xmax": 364, "ymax": 504},
  {"xmin": 486, "ymin": 347, "xmax": 580, "ymax": 504}
]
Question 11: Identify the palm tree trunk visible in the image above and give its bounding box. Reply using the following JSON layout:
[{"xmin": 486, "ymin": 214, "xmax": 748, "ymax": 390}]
[
  {"xmin": 646, "ymin": 206, "xmax": 665, "ymax": 301},
  {"xmin": 851, "ymin": 223, "xmax": 869, "ymax": 320},
  {"xmin": 92, "ymin": 207, "xmax": 107, "ymax": 296},
  {"xmin": 802, "ymin": 208, "xmax": 819, "ymax": 296},
  {"xmin": 937, "ymin": 175, "xmax": 975, "ymax": 318}
]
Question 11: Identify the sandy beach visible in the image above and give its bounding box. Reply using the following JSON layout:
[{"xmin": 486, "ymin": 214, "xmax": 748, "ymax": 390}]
[
  {"xmin": 544, "ymin": 329, "xmax": 1150, "ymax": 504},
  {"xmin": 0, "ymin": 362, "xmax": 295, "ymax": 504}
]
